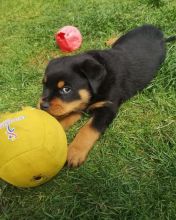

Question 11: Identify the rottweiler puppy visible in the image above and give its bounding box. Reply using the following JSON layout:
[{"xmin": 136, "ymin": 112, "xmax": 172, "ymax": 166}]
[{"xmin": 39, "ymin": 24, "xmax": 175, "ymax": 167}]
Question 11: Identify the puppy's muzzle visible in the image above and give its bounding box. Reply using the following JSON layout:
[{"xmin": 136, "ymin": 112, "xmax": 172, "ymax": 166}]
[{"xmin": 40, "ymin": 101, "xmax": 50, "ymax": 110}]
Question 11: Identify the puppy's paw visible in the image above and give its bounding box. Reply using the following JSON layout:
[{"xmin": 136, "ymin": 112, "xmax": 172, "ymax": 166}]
[{"xmin": 67, "ymin": 144, "xmax": 87, "ymax": 168}]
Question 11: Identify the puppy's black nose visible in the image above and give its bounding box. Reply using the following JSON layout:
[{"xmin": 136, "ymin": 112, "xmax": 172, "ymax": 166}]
[{"xmin": 40, "ymin": 102, "xmax": 50, "ymax": 110}]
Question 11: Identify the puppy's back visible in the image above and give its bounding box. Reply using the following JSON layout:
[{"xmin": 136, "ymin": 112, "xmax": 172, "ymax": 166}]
[
  {"xmin": 113, "ymin": 25, "xmax": 164, "ymax": 46},
  {"xmin": 112, "ymin": 25, "xmax": 166, "ymax": 75},
  {"xmin": 113, "ymin": 24, "xmax": 166, "ymax": 65}
]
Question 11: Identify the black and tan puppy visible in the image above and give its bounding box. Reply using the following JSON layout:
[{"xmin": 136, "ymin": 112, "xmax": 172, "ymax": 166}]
[{"xmin": 39, "ymin": 24, "xmax": 175, "ymax": 167}]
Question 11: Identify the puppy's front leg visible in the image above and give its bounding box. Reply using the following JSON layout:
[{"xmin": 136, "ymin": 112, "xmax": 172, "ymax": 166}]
[
  {"xmin": 67, "ymin": 118, "xmax": 100, "ymax": 167},
  {"xmin": 67, "ymin": 107, "xmax": 116, "ymax": 167}
]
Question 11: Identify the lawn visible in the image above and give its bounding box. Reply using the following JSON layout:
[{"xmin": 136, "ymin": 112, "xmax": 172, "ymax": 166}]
[{"xmin": 0, "ymin": 0, "xmax": 176, "ymax": 219}]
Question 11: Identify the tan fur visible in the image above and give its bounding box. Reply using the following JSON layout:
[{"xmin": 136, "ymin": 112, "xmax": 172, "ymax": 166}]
[
  {"xmin": 57, "ymin": 81, "xmax": 65, "ymax": 89},
  {"xmin": 88, "ymin": 101, "xmax": 113, "ymax": 110},
  {"xmin": 59, "ymin": 112, "xmax": 82, "ymax": 130},
  {"xmin": 47, "ymin": 89, "xmax": 91, "ymax": 116},
  {"xmin": 67, "ymin": 118, "xmax": 100, "ymax": 167}
]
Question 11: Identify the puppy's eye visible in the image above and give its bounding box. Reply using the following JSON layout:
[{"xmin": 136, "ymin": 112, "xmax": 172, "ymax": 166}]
[{"xmin": 59, "ymin": 86, "xmax": 72, "ymax": 95}]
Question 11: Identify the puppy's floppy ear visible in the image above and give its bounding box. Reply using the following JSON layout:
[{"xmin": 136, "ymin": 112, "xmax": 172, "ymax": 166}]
[{"xmin": 77, "ymin": 57, "xmax": 106, "ymax": 94}]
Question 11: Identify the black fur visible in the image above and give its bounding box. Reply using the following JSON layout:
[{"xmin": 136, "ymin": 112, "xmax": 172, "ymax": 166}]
[{"xmin": 41, "ymin": 24, "xmax": 175, "ymax": 133}]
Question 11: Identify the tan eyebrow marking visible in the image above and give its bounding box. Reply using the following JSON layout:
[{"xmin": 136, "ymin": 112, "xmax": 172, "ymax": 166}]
[{"xmin": 57, "ymin": 81, "xmax": 65, "ymax": 89}]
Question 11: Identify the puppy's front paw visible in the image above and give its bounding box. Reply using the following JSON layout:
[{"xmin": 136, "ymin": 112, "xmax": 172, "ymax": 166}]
[{"xmin": 67, "ymin": 144, "xmax": 88, "ymax": 168}]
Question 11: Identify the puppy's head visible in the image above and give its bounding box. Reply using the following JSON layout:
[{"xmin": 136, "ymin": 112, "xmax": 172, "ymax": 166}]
[{"xmin": 39, "ymin": 54, "xmax": 106, "ymax": 117}]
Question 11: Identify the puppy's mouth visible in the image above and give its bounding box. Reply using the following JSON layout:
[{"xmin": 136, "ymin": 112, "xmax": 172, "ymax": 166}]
[
  {"xmin": 39, "ymin": 89, "xmax": 91, "ymax": 118},
  {"xmin": 46, "ymin": 100, "xmax": 88, "ymax": 118}
]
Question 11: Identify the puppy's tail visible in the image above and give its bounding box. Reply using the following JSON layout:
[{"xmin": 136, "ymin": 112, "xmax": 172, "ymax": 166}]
[{"xmin": 165, "ymin": 36, "xmax": 176, "ymax": 43}]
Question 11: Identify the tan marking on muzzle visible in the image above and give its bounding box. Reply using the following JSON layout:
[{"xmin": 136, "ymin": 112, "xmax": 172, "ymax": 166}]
[{"xmin": 47, "ymin": 89, "xmax": 91, "ymax": 117}]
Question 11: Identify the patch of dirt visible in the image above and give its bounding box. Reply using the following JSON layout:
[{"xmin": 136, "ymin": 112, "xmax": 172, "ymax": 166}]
[{"xmin": 105, "ymin": 36, "xmax": 119, "ymax": 46}]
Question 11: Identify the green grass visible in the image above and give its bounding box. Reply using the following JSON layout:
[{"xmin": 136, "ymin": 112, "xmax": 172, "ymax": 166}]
[{"xmin": 0, "ymin": 0, "xmax": 176, "ymax": 219}]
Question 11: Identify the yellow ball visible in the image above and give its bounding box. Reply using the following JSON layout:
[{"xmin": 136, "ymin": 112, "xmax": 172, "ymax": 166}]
[{"xmin": 0, "ymin": 107, "xmax": 67, "ymax": 188}]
